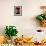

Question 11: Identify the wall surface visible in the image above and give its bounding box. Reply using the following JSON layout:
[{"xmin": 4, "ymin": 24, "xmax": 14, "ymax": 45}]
[{"xmin": 0, "ymin": 0, "xmax": 46, "ymax": 41}]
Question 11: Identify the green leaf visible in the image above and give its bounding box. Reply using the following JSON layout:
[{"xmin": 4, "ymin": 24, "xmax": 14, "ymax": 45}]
[
  {"xmin": 44, "ymin": 15, "xmax": 46, "ymax": 20},
  {"xmin": 5, "ymin": 26, "xmax": 18, "ymax": 39},
  {"xmin": 36, "ymin": 15, "xmax": 44, "ymax": 21}
]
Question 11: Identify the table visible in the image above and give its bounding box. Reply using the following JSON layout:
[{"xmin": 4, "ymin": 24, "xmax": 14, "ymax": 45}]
[{"xmin": 14, "ymin": 43, "xmax": 46, "ymax": 46}]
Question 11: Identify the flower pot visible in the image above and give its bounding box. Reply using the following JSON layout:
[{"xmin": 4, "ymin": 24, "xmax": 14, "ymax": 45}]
[
  {"xmin": 11, "ymin": 36, "xmax": 17, "ymax": 44},
  {"xmin": 41, "ymin": 20, "xmax": 46, "ymax": 27}
]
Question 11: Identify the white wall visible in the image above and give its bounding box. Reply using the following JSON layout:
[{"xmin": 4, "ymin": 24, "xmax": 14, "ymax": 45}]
[{"xmin": 0, "ymin": 0, "xmax": 46, "ymax": 40}]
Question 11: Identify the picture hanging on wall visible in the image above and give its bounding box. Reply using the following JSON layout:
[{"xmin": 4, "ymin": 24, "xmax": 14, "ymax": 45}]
[{"xmin": 14, "ymin": 6, "xmax": 22, "ymax": 16}]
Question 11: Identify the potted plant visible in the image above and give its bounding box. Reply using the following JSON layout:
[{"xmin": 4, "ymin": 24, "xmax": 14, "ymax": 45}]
[
  {"xmin": 36, "ymin": 14, "xmax": 46, "ymax": 27},
  {"xmin": 5, "ymin": 26, "xmax": 18, "ymax": 43},
  {"xmin": 36, "ymin": 6, "xmax": 46, "ymax": 27}
]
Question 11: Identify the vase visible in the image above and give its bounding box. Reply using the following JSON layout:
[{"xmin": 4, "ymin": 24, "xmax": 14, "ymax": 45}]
[{"xmin": 11, "ymin": 36, "xmax": 17, "ymax": 44}]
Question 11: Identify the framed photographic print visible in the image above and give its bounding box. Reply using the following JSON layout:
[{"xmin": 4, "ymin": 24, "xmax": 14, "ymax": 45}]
[{"xmin": 14, "ymin": 6, "xmax": 22, "ymax": 16}]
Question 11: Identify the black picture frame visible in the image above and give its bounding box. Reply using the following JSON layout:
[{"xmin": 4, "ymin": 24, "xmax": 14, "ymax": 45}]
[{"xmin": 14, "ymin": 6, "xmax": 22, "ymax": 16}]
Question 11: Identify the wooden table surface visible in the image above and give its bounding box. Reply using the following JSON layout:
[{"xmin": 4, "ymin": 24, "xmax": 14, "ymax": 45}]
[{"xmin": 14, "ymin": 43, "xmax": 46, "ymax": 46}]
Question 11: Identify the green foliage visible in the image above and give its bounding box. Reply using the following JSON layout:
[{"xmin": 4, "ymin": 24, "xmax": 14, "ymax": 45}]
[
  {"xmin": 36, "ymin": 15, "xmax": 44, "ymax": 21},
  {"xmin": 44, "ymin": 15, "xmax": 46, "ymax": 20},
  {"xmin": 36, "ymin": 14, "xmax": 46, "ymax": 21},
  {"xmin": 5, "ymin": 26, "xmax": 18, "ymax": 38}
]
